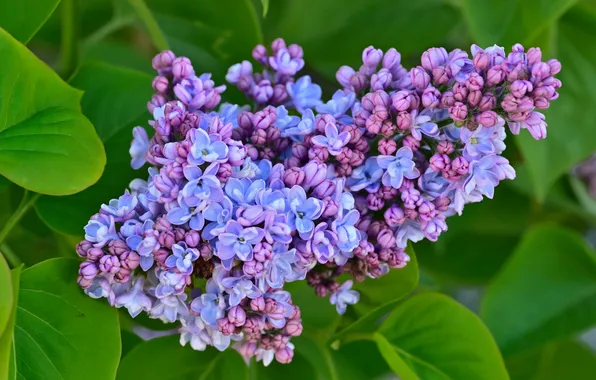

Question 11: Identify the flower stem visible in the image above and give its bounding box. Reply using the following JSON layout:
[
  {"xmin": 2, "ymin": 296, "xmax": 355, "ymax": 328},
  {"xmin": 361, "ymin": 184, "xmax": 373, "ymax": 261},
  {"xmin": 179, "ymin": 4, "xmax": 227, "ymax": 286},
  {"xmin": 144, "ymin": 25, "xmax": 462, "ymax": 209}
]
[
  {"xmin": 60, "ymin": 0, "xmax": 78, "ymax": 80},
  {"xmin": 127, "ymin": 0, "xmax": 170, "ymax": 51},
  {"xmin": 0, "ymin": 243, "xmax": 21, "ymax": 268},
  {"xmin": 0, "ymin": 191, "xmax": 40, "ymax": 248}
]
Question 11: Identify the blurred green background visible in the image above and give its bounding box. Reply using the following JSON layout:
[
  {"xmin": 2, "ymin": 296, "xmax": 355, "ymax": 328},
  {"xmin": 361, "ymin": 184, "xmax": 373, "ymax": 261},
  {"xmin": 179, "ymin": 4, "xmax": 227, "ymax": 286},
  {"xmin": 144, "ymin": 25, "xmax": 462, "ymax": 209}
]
[{"xmin": 2, "ymin": 0, "xmax": 596, "ymax": 378}]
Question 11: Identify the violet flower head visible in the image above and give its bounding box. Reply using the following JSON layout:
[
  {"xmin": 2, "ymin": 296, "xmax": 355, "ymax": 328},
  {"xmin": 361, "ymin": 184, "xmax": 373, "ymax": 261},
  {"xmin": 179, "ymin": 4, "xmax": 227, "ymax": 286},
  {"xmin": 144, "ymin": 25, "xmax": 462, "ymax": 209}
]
[
  {"xmin": 330, "ymin": 280, "xmax": 359, "ymax": 314},
  {"xmin": 130, "ymin": 127, "xmax": 150, "ymax": 169},
  {"xmin": 217, "ymin": 220, "xmax": 266, "ymax": 268},
  {"xmin": 287, "ymin": 186, "xmax": 324, "ymax": 240},
  {"xmin": 165, "ymin": 243, "xmax": 200, "ymax": 275},
  {"xmin": 286, "ymin": 76, "xmax": 322, "ymax": 113}
]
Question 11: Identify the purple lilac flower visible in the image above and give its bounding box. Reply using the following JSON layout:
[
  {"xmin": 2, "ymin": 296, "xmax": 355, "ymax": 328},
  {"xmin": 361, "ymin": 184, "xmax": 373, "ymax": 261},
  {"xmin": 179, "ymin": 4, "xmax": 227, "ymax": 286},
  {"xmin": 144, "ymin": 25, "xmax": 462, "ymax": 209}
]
[
  {"xmin": 316, "ymin": 90, "xmax": 356, "ymax": 119},
  {"xmin": 265, "ymin": 247, "xmax": 296, "ymax": 288},
  {"xmin": 217, "ymin": 221, "xmax": 266, "ymax": 268},
  {"xmin": 190, "ymin": 279, "xmax": 226, "ymax": 325},
  {"xmin": 286, "ymin": 76, "xmax": 322, "ymax": 113},
  {"xmin": 221, "ymin": 276, "xmax": 262, "ymax": 306},
  {"xmin": 287, "ymin": 186, "xmax": 324, "ymax": 240},
  {"xmin": 310, "ymin": 122, "xmax": 351, "ymax": 155},
  {"xmin": 165, "ymin": 243, "xmax": 200, "ymax": 275},
  {"xmin": 330, "ymin": 280, "xmax": 359, "ymax": 315},
  {"xmin": 188, "ymin": 128, "xmax": 228, "ymax": 165},
  {"xmin": 130, "ymin": 127, "xmax": 150, "ymax": 169},
  {"xmin": 115, "ymin": 277, "xmax": 152, "ymax": 317},
  {"xmin": 347, "ymin": 157, "xmax": 383, "ymax": 192},
  {"xmin": 377, "ymin": 147, "xmax": 421, "ymax": 189}
]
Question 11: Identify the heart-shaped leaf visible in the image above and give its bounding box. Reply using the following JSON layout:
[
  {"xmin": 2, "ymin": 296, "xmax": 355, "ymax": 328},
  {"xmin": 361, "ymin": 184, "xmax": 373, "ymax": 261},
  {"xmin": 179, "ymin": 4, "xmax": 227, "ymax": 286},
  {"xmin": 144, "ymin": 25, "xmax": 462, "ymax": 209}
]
[
  {"xmin": 0, "ymin": 28, "xmax": 105, "ymax": 195},
  {"xmin": 376, "ymin": 293, "xmax": 509, "ymax": 380},
  {"xmin": 481, "ymin": 224, "xmax": 596, "ymax": 356},
  {"xmin": 14, "ymin": 258, "xmax": 121, "ymax": 380},
  {"xmin": 36, "ymin": 62, "xmax": 153, "ymax": 234}
]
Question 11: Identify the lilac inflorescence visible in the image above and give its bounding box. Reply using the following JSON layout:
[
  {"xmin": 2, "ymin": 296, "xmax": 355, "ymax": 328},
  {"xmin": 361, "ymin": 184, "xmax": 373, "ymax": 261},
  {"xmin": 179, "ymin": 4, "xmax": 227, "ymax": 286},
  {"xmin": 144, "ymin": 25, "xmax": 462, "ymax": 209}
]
[{"xmin": 76, "ymin": 39, "xmax": 561, "ymax": 365}]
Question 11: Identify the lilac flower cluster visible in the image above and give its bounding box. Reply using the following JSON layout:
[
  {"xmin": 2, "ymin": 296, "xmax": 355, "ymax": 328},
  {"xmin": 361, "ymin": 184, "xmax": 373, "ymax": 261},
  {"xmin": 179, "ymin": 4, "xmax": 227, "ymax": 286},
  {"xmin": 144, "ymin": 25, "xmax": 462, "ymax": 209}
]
[{"xmin": 76, "ymin": 39, "xmax": 561, "ymax": 365}]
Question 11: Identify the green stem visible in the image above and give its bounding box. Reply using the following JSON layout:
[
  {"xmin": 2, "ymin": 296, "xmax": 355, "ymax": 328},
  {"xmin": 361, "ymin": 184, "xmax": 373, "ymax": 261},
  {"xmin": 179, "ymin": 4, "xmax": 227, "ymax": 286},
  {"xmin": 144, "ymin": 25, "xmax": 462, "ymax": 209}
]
[
  {"xmin": 128, "ymin": 0, "xmax": 170, "ymax": 51},
  {"xmin": 0, "ymin": 243, "xmax": 21, "ymax": 268},
  {"xmin": 60, "ymin": 0, "xmax": 78, "ymax": 80},
  {"xmin": 0, "ymin": 191, "xmax": 40, "ymax": 247},
  {"xmin": 335, "ymin": 332, "xmax": 374, "ymax": 347}
]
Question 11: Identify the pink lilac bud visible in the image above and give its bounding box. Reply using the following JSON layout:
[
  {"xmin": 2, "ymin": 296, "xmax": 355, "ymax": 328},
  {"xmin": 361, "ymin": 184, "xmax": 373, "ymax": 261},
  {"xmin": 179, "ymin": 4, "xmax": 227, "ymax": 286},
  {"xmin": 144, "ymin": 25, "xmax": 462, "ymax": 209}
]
[
  {"xmin": 336, "ymin": 66, "xmax": 356, "ymax": 89},
  {"xmin": 486, "ymin": 66, "xmax": 505, "ymax": 86},
  {"xmin": 154, "ymin": 248, "xmax": 169, "ymax": 266},
  {"xmin": 254, "ymin": 242, "xmax": 273, "ymax": 262},
  {"xmin": 502, "ymin": 95, "xmax": 534, "ymax": 113},
  {"xmin": 422, "ymin": 86, "xmax": 441, "ymax": 108},
  {"xmin": 531, "ymin": 62, "xmax": 551, "ymax": 82},
  {"xmin": 432, "ymin": 66, "xmax": 450, "ymax": 85},
  {"xmin": 252, "ymin": 44, "xmax": 268, "ymax": 64},
  {"xmin": 172, "ymin": 57, "xmax": 194, "ymax": 79},
  {"xmin": 410, "ymin": 66, "xmax": 430, "ymax": 89},
  {"xmin": 365, "ymin": 117, "xmax": 382, "ymax": 134},
  {"xmin": 510, "ymin": 80, "xmax": 533, "ymax": 98},
  {"xmin": 526, "ymin": 111, "xmax": 547, "ymax": 140},
  {"xmin": 402, "ymin": 135, "xmax": 420, "ymax": 151},
  {"xmin": 467, "ymin": 90, "xmax": 482, "ymax": 107},
  {"xmin": 350, "ymin": 73, "xmax": 368, "ymax": 92},
  {"xmin": 199, "ymin": 244, "xmax": 213, "ymax": 260},
  {"xmin": 466, "ymin": 72, "xmax": 484, "ymax": 91},
  {"xmin": 217, "ymin": 318, "xmax": 236, "ymax": 335},
  {"xmin": 245, "ymin": 144, "xmax": 259, "ymax": 161},
  {"xmin": 396, "ymin": 111, "xmax": 412, "ymax": 131},
  {"xmin": 313, "ymin": 180, "xmax": 336, "ymax": 198},
  {"xmin": 380, "ymin": 120, "xmax": 397, "ymax": 136},
  {"xmin": 322, "ymin": 199, "xmax": 339, "ymax": 218},
  {"xmin": 87, "ymin": 247, "xmax": 104, "ymax": 261},
  {"xmin": 152, "ymin": 76, "xmax": 169, "ymax": 93},
  {"xmin": 76, "ymin": 240, "xmax": 93, "ymax": 257},
  {"xmin": 422, "ymin": 47, "xmax": 448, "ymax": 70},
  {"xmin": 158, "ymin": 230, "xmax": 175, "ymax": 248},
  {"xmin": 527, "ymin": 47, "xmax": 542, "ymax": 65},
  {"xmin": 451, "ymin": 156, "xmax": 470, "ymax": 175},
  {"xmin": 378, "ymin": 138, "xmax": 397, "ymax": 155},
  {"xmin": 440, "ymin": 91, "xmax": 455, "ymax": 107},
  {"xmin": 547, "ymin": 59, "xmax": 561, "ymax": 75},
  {"xmin": 79, "ymin": 261, "xmax": 98, "ymax": 280},
  {"xmin": 315, "ymin": 114, "xmax": 336, "ymax": 133},
  {"xmin": 479, "ymin": 93, "xmax": 497, "ymax": 111},
  {"xmin": 276, "ymin": 347, "xmax": 294, "ymax": 364},
  {"xmin": 449, "ymin": 102, "xmax": 468, "ymax": 121},
  {"xmin": 309, "ymin": 146, "xmax": 330, "ymax": 162},
  {"xmin": 99, "ymin": 255, "xmax": 120, "ymax": 274},
  {"xmin": 434, "ymin": 197, "xmax": 451, "ymax": 211},
  {"xmin": 453, "ymin": 83, "xmax": 468, "ymax": 102},
  {"xmin": 473, "ymin": 51, "xmax": 490, "ymax": 71},
  {"xmin": 250, "ymin": 297, "xmax": 266, "ymax": 312},
  {"xmin": 371, "ymin": 69, "xmax": 393, "ymax": 91},
  {"xmin": 437, "ymin": 141, "xmax": 454, "ymax": 154},
  {"xmin": 292, "ymin": 143, "xmax": 309, "ymax": 160},
  {"xmin": 404, "ymin": 208, "xmax": 418, "ymax": 220},
  {"xmin": 271, "ymin": 38, "xmax": 287, "ymax": 53},
  {"xmin": 477, "ymin": 111, "xmax": 499, "ymax": 127},
  {"xmin": 152, "ymin": 50, "xmax": 176, "ymax": 72},
  {"xmin": 392, "ymin": 91, "xmax": 413, "ymax": 111},
  {"xmin": 120, "ymin": 251, "xmax": 140, "ymax": 270},
  {"xmin": 335, "ymin": 163, "xmax": 353, "ymax": 177},
  {"xmin": 362, "ymin": 46, "xmax": 383, "ymax": 68},
  {"xmin": 418, "ymin": 201, "xmax": 436, "ymax": 221},
  {"xmin": 288, "ymin": 44, "xmax": 303, "ymax": 59},
  {"xmin": 401, "ymin": 188, "xmax": 422, "ymax": 209},
  {"xmin": 373, "ymin": 104, "xmax": 389, "ymax": 121},
  {"xmin": 377, "ymin": 229, "xmax": 396, "ymax": 248},
  {"xmin": 367, "ymin": 193, "xmax": 385, "ymax": 211},
  {"xmin": 283, "ymin": 167, "xmax": 305, "ymax": 186},
  {"xmin": 184, "ymin": 230, "xmax": 200, "ymax": 247},
  {"xmin": 361, "ymin": 93, "xmax": 375, "ymax": 111},
  {"xmin": 284, "ymin": 319, "xmax": 303, "ymax": 336},
  {"xmin": 147, "ymin": 94, "xmax": 166, "ymax": 113},
  {"xmin": 228, "ymin": 306, "xmax": 247, "ymax": 327},
  {"xmin": 302, "ymin": 162, "xmax": 327, "ymax": 190},
  {"xmin": 430, "ymin": 154, "xmax": 450, "ymax": 171},
  {"xmin": 534, "ymin": 97, "xmax": 549, "ymax": 109},
  {"xmin": 243, "ymin": 260, "xmax": 264, "ymax": 277},
  {"xmin": 368, "ymin": 220, "xmax": 387, "ymax": 239},
  {"xmin": 384, "ymin": 205, "xmax": 405, "ymax": 227}
]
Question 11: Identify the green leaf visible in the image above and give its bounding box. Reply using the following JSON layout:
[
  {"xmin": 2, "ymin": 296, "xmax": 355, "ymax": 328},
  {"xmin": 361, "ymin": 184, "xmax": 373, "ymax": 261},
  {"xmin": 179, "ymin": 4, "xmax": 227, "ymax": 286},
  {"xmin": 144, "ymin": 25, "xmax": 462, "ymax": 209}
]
[
  {"xmin": 0, "ymin": 266, "xmax": 20, "ymax": 380},
  {"xmin": 481, "ymin": 224, "xmax": 596, "ymax": 356},
  {"xmin": 295, "ymin": 334, "xmax": 390, "ymax": 380},
  {"xmin": 127, "ymin": 0, "xmax": 169, "ymax": 51},
  {"xmin": 14, "ymin": 258, "xmax": 121, "ymax": 380},
  {"xmin": 506, "ymin": 339, "xmax": 596, "ymax": 380},
  {"xmin": 376, "ymin": 293, "xmax": 509, "ymax": 380},
  {"xmin": 261, "ymin": 0, "xmax": 269, "ymax": 17},
  {"xmin": 463, "ymin": 0, "xmax": 578, "ymax": 47},
  {"xmin": 285, "ymin": 281, "xmax": 340, "ymax": 330},
  {"xmin": 0, "ymin": 0, "xmax": 61, "ymax": 43},
  {"xmin": 0, "ymin": 254, "xmax": 13, "ymax": 337},
  {"xmin": 117, "ymin": 335, "xmax": 218, "ymax": 380},
  {"xmin": 416, "ymin": 185, "xmax": 531, "ymax": 284},
  {"xmin": 0, "ymin": 27, "xmax": 105, "ymax": 196},
  {"xmin": 36, "ymin": 62, "xmax": 153, "ymax": 235},
  {"xmin": 515, "ymin": 12, "xmax": 596, "ymax": 201}
]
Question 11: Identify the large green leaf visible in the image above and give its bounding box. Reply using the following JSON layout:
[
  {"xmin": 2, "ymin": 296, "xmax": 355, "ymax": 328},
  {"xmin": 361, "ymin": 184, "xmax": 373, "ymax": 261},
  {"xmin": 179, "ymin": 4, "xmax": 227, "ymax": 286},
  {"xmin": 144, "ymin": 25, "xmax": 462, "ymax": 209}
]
[
  {"xmin": 0, "ymin": 0, "xmax": 61, "ymax": 43},
  {"xmin": 14, "ymin": 258, "xmax": 121, "ymax": 380},
  {"xmin": 506, "ymin": 339, "xmax": 596, "ymax": 380},
  {"xmin": 0, "ymin": 254, "xmax": 12, "ymax": 337},
  {"xmin": 36, "ymin": 62, "xmax": 153, "ymax": 234},
  {"xmin": 376, "ymin": 293, "xmax": 509, "ymax": 380},
  {"xmin": 514, "ymin": 11, "xmax": 596, "ymax": 201},
  {"xmin": 463, "ymin": 0, "xmax": 578, "ymax": 47},
  {"xmin": 481, "ymin": 224, "xmax": 596, "ymax": 356},
  {"xmin": 416, "ymin": 185, "xmax": 531, "ymax": 284},
  {"xmin": 0, "ymin": 28, "xmax": 105, "ymax": 195},
  {"xmin": 285, "ymin": 281, "xmax": 340, "ymax": 330},
  {"xmin": 0, "ymin": 266, "xmax": 20, "ymax": 380}
]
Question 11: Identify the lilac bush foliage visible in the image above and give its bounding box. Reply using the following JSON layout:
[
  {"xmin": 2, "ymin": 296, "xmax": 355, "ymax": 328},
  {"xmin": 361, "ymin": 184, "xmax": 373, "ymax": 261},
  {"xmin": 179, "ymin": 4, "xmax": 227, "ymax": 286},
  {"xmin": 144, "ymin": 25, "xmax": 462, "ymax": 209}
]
[{"xmin": 76, "ymin": 38, "xmax": 561, "ymax": 365}]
